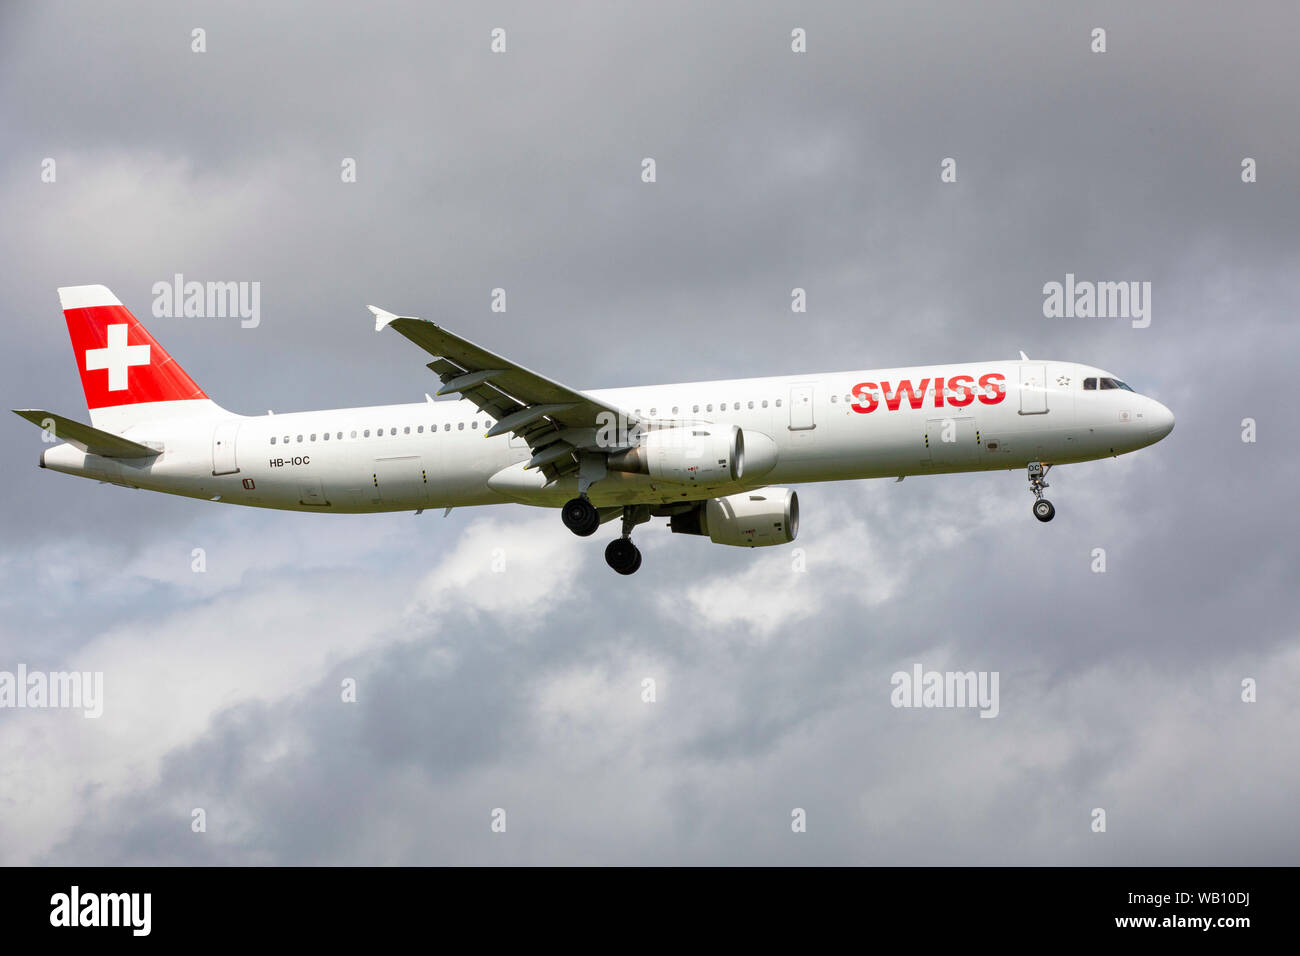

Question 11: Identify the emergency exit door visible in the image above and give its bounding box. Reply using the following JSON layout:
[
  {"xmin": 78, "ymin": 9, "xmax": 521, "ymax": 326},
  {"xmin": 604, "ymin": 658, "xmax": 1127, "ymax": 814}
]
[{"xmin": 788, "ymin": 385, "xmax": 816, "ymax": 430}]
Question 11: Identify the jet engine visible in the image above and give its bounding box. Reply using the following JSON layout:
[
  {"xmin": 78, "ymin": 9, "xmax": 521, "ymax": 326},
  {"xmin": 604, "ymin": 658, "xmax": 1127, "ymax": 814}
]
[
  {"xmin": 668, "ymin": 486, "xmax": 799, "ymax": 547},
  {"xmin": 607, "ymin": 425, "xmax": 743, "ymax": 485}
]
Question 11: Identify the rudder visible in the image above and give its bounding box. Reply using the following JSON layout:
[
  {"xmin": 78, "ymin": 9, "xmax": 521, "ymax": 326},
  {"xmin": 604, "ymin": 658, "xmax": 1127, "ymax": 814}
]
[{"xmin": 58, "ymin": 284, "xmax": 222, "ymax": 430}]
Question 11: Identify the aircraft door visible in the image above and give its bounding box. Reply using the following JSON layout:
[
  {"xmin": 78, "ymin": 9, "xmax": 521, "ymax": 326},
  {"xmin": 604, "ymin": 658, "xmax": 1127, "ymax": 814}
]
[
  {"xmin": 212, "ymin": 420, "xmax": 241, "ymax": 475},
  {"xmin": 1018, "ymin": 364, "xmax": 1048, "ymax": 415}
]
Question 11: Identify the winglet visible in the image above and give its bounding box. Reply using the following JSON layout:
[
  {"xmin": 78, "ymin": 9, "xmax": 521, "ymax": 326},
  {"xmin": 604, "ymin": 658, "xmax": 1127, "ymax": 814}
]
[{"xmin": 368, "ymin": 305, "xmax": 401, "ymax": 332}]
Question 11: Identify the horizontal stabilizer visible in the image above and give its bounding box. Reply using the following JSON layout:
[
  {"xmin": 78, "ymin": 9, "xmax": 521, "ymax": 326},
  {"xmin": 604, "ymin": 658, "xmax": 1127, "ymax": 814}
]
[{"xmin": 12, "ymin": 409, "xmax": 161, "ymax": 459}]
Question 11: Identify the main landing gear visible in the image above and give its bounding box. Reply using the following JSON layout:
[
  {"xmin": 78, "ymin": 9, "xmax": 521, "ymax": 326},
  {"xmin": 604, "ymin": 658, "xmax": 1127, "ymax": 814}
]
[
  {"xmin": 561, "ymin": 496, "xmax": 600, "ymax": 536},
  {"xmin": 605, "ymin": 537, "xmax": 641, "ymax": 575},
  {"xmin": 605, "ymin": 504, "xmax": 650, "ymax": 572},
  {"xmin": 605, "ymin": 505, "xmax": 650, "ymax": 575},
  {"xmin": 563, "ymin": 495, "xmax": 648, "ymax": 574},
  {"xmin": 1027, "ymin": 461, "xmax": 1055, "ymax": 522}
]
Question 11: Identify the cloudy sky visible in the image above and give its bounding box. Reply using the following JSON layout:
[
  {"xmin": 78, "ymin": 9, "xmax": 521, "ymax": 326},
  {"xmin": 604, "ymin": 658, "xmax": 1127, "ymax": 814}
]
[{"xmin": 1, "ymin": 0, "xmax": 1297, "ymax": 864}]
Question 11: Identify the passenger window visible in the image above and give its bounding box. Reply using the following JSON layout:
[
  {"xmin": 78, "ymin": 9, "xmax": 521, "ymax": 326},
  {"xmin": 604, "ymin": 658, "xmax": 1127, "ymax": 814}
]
[
  {"xmin": 350, "ymin": 430, "xmax": 357, "ymax": 438},
  {"xmin": 390, "ymin": 427, "xmax": 397, "ymax": 435},
  {"xmin": 706, "ymin": 404, "xmax": 713, "ymax": 412},
  {"xmin": 472, "ymin": 421, "xmax": 478, "ymax": 429},
  {"xmin": 693, "ymin": 405, "xmax": 699, "ymax": 413},
  {"xmin": 323, "ymin": 433, "xmax": 329, "ymax": 441},
  {"xmin": 283, "ymin": 436, "xmax": 290, "ymax": 444},
  {"xmin": 364, "ymin": 429, "xmax": 370, "ymax": 437},
  {"xmin": 418, "ymin": 425, "xmax": 424, "ymax": 433},
  {"xmin": 444, "ymin": 423, "xmax": 450, "ymax": 431},
  {"xmin": 650, "ymin": 408, "xmax": 656, "ymax": 416},
  {"xmin": 762, "ymin": 400, "xmax": 768, "ymax": 408},
  {"xmin": 775, "ymin": 399, "xmax": 782, "ymax": 407},
  {"xmin": 748, "ymin": 401, "xmax": 754, "ymax": 409},
  {"xmin": 297, "ymin": 435, "xmax": 303, "ymax": 442},
  {"xmin": 672, "ymin": 406, "xmax": 679, "ymax": 415},
  {"xmin": 1083, "ymin": 378, "xmax": 1097, "ymax": 390},
  {"xmin": 310, "ymin": 434, "xmax": 316, "ymax": 441},
  {"xmin": 404, "ymin": 426, "xmax": 410, "ymax": 434},
  {"xmin": 458, "ymin": 422, "xmax": 464, "ymax": 430},
  {"xmin": 830, "ymin": 395, "xmax": 837, "ymax": 403},
  {"xmin": 270, "ymin": 436, "xmax": 276, "ymax": 445}
]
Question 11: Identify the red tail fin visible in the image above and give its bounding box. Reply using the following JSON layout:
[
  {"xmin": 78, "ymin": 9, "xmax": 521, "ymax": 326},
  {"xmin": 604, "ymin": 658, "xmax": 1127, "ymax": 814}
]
[{"xmin": 59, "ymin": 285, "xmax": 214, "ymax": 428}]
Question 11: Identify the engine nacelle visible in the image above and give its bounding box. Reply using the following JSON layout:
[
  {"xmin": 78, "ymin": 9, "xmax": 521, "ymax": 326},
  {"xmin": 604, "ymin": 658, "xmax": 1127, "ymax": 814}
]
[
  {"xmin": 607, "ymin": 425, "xmax": 743, "ymax": 485},
  {"xmin": 669, "ymin": 486, "xmax": 799, "ymax": 547}
]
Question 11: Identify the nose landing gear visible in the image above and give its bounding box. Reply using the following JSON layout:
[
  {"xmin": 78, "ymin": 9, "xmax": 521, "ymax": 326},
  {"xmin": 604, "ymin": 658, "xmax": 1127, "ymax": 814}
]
[
  {"xmin": 1027, "ymin": 461, "xmax": 1055, "ymax": 522},
  {"xmin": 604, "ymin": 505, "xmax": 650, "ymax": 575}
]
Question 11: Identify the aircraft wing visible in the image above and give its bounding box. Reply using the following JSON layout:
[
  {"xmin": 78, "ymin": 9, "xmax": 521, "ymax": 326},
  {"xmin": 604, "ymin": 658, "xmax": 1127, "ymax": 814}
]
[{"xmin": 370, "ymin": 306, "xmax": 638, "ymax": 481}]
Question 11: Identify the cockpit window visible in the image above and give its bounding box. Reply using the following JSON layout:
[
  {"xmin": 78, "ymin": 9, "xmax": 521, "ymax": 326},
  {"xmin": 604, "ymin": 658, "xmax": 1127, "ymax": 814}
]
[
  {"xmin": 1097, "ymin": 377, "xmax": 1135, "ymax": 391},
  {"xmin": 1083, "ymin": 377, "xmax": 1097, "ymax": 390}
]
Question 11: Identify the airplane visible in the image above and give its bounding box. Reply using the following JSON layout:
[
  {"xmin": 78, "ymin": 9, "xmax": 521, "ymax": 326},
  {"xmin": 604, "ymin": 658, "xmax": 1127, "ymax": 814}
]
[{"xmin": 17, "ymin": 285, "xmax": 1174, "ymax": 575}]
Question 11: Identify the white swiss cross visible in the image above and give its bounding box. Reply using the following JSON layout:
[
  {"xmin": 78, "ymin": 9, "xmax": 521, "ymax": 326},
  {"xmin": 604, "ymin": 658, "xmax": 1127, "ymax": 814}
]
[{"xmin": 84, "ymin": 323, "xmax": 150, "ymax": 391}]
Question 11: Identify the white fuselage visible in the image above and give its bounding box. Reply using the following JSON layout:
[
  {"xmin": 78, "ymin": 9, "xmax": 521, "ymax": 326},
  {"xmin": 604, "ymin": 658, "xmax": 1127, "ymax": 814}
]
[{"xmin": 40, "ymin": 359, "xmax": 1173, "ymax": 512}]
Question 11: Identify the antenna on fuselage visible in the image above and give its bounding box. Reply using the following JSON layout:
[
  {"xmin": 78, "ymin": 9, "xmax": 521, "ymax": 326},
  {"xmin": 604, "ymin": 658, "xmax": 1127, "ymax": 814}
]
[{"xmin": 1019, "ymin": 350, "xmax": 1030, "ymax": 361}]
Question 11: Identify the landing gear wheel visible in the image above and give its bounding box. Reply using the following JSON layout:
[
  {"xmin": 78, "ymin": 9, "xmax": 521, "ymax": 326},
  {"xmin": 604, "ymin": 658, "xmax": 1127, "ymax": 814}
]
[
  {"xmin": 1033, "ymin": 499, "xmax": 1055, "ymax": 522},
  {"xmin": 561, "ymin": 497, "xmax": 600, "ymax": 536},
  {"xmin": 605, "ymin": 537, "xmax": 642, "ymax": 575}
]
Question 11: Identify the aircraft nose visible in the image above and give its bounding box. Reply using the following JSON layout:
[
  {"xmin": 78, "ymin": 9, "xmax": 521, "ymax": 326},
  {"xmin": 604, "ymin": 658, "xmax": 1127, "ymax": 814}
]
[{"xmin": 1147, "ymin": 400, "xmax": 1175, "ymax": 441}]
